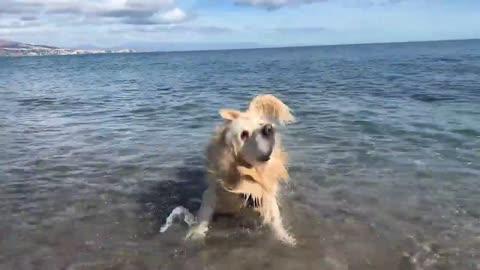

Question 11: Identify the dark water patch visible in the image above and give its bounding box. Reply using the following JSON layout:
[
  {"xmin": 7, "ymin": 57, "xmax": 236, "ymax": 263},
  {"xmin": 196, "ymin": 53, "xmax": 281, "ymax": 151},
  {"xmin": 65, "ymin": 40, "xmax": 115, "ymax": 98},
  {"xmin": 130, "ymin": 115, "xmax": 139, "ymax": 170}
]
[
  {"xmin": 185, "ymin": 122, "xmax": 206, "ymax": 129},
  {"xmin": 17, "ymin": 97, "xmax": 56, "ymax": 107},
  {"xmin": 56, "ymin": 98, "xmax": 92, "ymax": 107},
  {"xmin": 410, "ymin": 93, "xmax": 457, "ymax": 103},
  {"xmin": 434, "ymin": 57, "xmax": 462, "ymax": 63},
  {"xmin": 385, "ymin": 75, "xmax": 403, "ymax": 82},
  {"xmin": 130, "ymin": 107, "xmax": 157, "ymax": 114},
  {"xmin": 409, "ymin": 122, "xmax": 443, "ymax": 131},
  {"xmin": 156, "ymin": 86, "xmax": 172, "ymax": 91},
  {"xmin": 352, "ymin": 119, "xmax": 386, "ymax": 135},
  {"xmin": 451, "ymin": 128, "xmax": 480, "ymax": 138}
]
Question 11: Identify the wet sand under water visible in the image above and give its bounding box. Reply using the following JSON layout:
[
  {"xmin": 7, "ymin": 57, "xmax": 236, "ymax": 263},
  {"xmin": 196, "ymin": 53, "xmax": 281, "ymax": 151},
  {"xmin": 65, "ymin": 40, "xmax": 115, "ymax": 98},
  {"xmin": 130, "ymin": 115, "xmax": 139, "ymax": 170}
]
[{"xmin": 1, "ymin": 167, "xmax": 478, "ymax": 270}]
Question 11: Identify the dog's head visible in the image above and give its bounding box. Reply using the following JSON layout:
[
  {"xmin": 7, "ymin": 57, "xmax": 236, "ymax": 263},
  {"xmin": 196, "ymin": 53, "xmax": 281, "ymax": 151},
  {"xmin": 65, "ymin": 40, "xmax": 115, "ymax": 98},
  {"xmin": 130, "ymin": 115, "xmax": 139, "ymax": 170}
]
[{"xmin": 219, "ymin": 95, "xmax": 294, "ymax": 166}]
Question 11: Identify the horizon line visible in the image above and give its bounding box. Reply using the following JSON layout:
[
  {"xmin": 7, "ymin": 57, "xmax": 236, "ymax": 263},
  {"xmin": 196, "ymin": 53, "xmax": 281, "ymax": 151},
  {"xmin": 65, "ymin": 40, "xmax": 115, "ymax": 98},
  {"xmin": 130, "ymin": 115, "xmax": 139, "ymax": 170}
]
[
  {"xmin": 131, "ymin": 37, "xmax": 480, "ymax": 54},
  {"xmin": 2, "ymin": 37, "xmax": 479, "ymax": 58}
]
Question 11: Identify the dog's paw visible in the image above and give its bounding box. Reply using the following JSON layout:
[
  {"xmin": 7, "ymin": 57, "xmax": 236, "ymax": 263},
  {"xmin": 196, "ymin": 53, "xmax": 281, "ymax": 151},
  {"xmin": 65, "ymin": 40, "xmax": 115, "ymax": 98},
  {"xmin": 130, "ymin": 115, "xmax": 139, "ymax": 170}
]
[{"xmin": 185, "ymin": 225, "xmax": 208, "ymax": 242}]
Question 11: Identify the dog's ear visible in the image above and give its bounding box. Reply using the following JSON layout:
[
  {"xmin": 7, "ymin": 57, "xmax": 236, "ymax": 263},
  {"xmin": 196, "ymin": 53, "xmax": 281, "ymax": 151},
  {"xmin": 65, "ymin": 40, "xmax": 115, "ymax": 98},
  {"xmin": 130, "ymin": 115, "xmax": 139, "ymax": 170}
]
[
  {"xmin": 248, "ymin": 94, "xmax": 294, "ymax": 125},
  {"xmin": 219, "ymin": 109, "xmax": 241, "ymax": 121}
]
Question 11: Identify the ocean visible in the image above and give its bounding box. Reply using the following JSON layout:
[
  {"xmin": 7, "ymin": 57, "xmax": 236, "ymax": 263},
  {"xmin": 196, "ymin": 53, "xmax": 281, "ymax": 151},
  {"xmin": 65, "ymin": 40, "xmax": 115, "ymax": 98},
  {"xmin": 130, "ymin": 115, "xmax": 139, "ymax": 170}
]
[{"xmin": 0, "ymin": 39, "xmax": 479, "ymax": 269}]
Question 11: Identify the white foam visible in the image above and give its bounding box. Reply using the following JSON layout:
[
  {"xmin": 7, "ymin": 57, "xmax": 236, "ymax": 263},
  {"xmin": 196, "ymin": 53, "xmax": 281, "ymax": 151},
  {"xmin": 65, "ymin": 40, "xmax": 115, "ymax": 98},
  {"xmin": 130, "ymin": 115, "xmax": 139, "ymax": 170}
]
[{"xmin": 160, "ymin": 206, "xmax": 196, "ymax": 233}]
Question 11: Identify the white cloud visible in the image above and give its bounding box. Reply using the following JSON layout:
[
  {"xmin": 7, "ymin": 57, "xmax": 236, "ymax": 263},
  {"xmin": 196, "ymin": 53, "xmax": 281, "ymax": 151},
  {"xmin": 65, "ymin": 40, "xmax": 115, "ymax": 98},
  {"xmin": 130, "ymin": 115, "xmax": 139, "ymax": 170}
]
[
  {"xmin": 0, "ymin": 0, "xmax": 190, "ymax": 27},
  {"xmin": 235, "ymin": 0, "xmax": 326, "ymax": 9},
  {"xmin": 2, "ymin": 0, "xmax": 475, "ymax": 51},
  {"xmin": 125, "ymin": 0, "xmax": 176, "ymax": 9},
  {"xmin": 234, "ymin": 0, "xmax": 403, "ymax": 9},
  {"xmin": 157, "ymin": 8, "xmax": 188, "ymax": 24}
]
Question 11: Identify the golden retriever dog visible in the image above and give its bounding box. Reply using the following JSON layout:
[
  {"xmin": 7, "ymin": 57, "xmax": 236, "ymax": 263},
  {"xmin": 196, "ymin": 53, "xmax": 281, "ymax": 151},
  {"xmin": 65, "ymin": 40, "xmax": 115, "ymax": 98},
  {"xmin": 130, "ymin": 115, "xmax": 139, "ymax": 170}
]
[{"xmin": 185, "ymin": 94, "xmax": 296, "ymax": 245}]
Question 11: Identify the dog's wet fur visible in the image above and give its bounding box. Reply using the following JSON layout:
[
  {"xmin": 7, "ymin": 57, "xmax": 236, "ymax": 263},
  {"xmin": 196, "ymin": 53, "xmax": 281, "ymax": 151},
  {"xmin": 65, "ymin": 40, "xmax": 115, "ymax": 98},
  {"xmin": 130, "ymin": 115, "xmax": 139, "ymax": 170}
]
[{"xmin": 185, "ymin": 94, "xmax": 297, "ymax": 245}]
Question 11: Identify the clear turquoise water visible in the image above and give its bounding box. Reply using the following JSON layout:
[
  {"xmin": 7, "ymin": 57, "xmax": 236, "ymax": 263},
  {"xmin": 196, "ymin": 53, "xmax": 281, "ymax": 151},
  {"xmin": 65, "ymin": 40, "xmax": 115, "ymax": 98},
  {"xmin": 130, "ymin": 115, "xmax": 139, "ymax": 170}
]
[{"xmin": 0, "ymin": 40, "xmax": 479, "ymax": 269}]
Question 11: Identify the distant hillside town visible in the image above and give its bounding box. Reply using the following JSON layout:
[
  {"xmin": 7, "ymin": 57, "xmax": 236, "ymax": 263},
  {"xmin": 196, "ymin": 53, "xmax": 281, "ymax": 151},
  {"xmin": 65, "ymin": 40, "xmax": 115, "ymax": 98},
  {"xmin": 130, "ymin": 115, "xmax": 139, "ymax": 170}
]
[{"xmin": 0, "ymin": 39, "xmax": 135, "ymax": 57}]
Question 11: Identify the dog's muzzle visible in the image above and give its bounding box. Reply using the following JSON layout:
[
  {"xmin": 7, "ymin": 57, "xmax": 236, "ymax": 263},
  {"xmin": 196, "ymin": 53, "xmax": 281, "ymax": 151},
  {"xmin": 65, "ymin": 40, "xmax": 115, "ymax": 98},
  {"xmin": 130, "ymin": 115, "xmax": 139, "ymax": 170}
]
[
  {"xmin": 257, "ymin": 155, "xmax": 271, "ymax": 162},
  {"xmin": 257, "ymin": 124, "xmax": 274, "ymax": 162},
  {"xmin": 257, "ymin": 148, "xmax": 273, "ymax": 161}
]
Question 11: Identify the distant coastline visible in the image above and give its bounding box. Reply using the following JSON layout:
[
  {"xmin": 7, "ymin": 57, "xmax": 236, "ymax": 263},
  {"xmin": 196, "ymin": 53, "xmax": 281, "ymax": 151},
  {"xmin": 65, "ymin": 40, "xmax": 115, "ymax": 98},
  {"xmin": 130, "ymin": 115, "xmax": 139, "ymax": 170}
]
[{"xmin": 0, "ymin": 39, "xmax": 135, "ymax": 57}]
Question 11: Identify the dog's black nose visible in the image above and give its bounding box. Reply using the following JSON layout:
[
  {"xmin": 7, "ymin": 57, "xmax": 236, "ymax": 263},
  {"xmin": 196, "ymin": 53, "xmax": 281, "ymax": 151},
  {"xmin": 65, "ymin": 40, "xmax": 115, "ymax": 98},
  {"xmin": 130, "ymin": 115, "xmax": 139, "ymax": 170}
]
[{"xmin": 262, "ymin": 124, "xmax": 274, "ymax": 138}]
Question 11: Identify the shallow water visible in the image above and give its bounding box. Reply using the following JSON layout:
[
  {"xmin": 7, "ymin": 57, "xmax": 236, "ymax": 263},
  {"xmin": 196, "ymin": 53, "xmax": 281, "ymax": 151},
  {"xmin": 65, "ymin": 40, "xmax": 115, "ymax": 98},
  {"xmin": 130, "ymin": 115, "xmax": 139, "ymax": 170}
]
[{"xmin": 1, "ymin": 40, "xmax": 479, "ymax": 270}]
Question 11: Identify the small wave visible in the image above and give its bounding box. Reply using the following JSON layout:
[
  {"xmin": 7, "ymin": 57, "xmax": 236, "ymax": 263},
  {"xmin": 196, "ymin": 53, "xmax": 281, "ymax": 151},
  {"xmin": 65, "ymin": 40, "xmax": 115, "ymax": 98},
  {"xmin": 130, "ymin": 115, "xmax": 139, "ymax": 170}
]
[
  {"xmin": 171, "ymin": 101, "xmax": 201, "ymax": 111},
  {"xmin": 156, "ymin": 86, "xmax": 172, "ymax": 91},
  {"xmin": 410, "ymin": 94, "xmax": 455, "ymax": 103},
  {"xmin": 451, "ymin": 128, "xmax": 480, "ymax": 138},
  {"xmin": 18, "ymin": 97, "xmax": 56, "ymax": 106},
  {"xmin": 130, "ymin": 107, "xmax": 156, "ymax": 114},
  {"xmin": 435, "ymin": 57, "xmax": 462, "ymax": 63}
]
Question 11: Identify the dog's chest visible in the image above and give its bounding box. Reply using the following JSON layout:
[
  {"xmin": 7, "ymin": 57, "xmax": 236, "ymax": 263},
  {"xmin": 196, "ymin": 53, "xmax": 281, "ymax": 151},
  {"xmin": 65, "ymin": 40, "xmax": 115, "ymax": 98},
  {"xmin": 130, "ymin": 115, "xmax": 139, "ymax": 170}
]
[
  {"xmin": 214, "ymin": 186, "xmax": 262, "ymax": 215},
  {"xmin": 240, "ymin": 193, "xmax": 262, "ymax": 208}
]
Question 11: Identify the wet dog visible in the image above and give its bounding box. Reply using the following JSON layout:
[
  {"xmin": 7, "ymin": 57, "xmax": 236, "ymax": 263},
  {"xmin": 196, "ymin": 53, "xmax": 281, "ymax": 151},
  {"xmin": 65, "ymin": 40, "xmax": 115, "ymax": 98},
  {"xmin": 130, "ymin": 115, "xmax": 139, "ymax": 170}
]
[{"xmin": 184, "ymin": 94, "xmax": 296, "ymax": 245}]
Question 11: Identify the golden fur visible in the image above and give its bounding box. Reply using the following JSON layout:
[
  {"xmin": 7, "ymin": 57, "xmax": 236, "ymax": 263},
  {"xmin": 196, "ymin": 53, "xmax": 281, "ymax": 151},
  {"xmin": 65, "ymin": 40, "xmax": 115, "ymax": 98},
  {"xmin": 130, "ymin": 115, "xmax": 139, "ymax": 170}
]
[
  {"xmin": 206, "ymin": 124, "xmax": 288, "ymax": 215},
  {"xmin": 248, "ymin": 94, "xmax": 295, "ymax": 125},
  {"xmin": 186, "ymin": 94, "xmax": 296, "ymax": 245}
]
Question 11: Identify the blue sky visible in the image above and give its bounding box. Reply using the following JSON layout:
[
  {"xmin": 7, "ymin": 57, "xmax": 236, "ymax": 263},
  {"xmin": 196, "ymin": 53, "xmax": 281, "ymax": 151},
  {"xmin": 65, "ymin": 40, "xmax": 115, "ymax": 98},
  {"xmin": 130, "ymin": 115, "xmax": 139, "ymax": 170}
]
[{"xmin": 0, "ymin": 0, "xmax": 479, "ymax": 51}]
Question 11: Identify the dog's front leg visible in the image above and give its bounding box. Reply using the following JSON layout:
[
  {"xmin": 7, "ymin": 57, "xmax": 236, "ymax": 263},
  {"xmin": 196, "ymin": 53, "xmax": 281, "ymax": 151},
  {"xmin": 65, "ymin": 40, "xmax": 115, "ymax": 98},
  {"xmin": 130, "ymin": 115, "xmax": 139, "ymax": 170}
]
[
  {"xmin": 186, "ymin": 185, "xmax": 216, "ymax": 241},
  {"xmin": 264, "ymin": 197, "xmax": 296, "ymax": 246}
]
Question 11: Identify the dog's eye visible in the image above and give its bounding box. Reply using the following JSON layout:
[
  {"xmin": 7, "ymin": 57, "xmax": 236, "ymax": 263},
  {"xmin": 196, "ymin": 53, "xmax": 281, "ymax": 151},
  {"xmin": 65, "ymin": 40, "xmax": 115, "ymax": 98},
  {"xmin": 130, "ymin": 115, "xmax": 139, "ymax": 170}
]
[{"xmin": 240, "ymin": 131, "xmax": 249, "ymax": 141}]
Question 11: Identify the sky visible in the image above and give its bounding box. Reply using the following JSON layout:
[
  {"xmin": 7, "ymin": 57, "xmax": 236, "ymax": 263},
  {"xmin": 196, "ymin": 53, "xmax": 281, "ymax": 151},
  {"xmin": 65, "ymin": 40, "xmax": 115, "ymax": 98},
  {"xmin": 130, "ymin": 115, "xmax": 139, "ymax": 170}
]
[{"xmin": 0, "ymin": 0, "xmax": 479, "ymax": 51}]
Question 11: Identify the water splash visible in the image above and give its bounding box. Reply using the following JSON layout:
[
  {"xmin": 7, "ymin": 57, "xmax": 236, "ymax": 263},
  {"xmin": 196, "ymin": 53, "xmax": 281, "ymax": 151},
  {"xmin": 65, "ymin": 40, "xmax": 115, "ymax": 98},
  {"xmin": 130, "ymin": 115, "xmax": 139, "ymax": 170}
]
[{"xmin": 160, "ymin": 206, "xmax": 196, "ymax": 233}]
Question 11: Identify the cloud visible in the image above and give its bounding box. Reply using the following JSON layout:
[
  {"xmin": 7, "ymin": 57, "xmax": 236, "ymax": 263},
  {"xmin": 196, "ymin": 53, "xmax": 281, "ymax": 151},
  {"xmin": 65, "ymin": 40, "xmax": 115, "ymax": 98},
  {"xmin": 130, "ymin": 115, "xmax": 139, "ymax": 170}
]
[
  {"xmin": 235, "ymin": 0, "xmax": 326, "ymax": 10},
  {"xmin": 158, "ymin": 8, "xmax": 188, "ymax": 24},
  {"xmin": 20, "ymin": 16, "xmax": 38, "ymax": 21},
  {"xmin": 0, "ymin": 0, "xmax": 190, "ymax": 27},
  {"xmin": 118, "ymin": 8, "xmax": 191, "ymax": 25},
  {"xmin": 234, "ymin": 0, "xmax": 403, "ymax": 10},
  {"xmin": 0, "ymin": 1, "xmax": 42, "ymax": 14},
  {"xmin": 0, "ymin": 21, "xmax": 43, "ymax": 29},
  {"xmin": 132, "ymin": 25, "xmax": 233, "ymax": 34},
  {"xmin": 99, "ymin": 9, "xmax": 157, "ymax": 19}
]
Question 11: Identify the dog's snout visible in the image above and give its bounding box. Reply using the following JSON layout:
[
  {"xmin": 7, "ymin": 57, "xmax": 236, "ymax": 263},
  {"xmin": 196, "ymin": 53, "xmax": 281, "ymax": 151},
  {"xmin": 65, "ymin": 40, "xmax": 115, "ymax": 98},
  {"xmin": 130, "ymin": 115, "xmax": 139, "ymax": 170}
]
[
  {"xmin": 262, "ymin": 124, "xmax": 274, "ymax": 138},
  {"xmin": 258, "ymin": 155, "xmax": 271, "ymax": 162}
]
